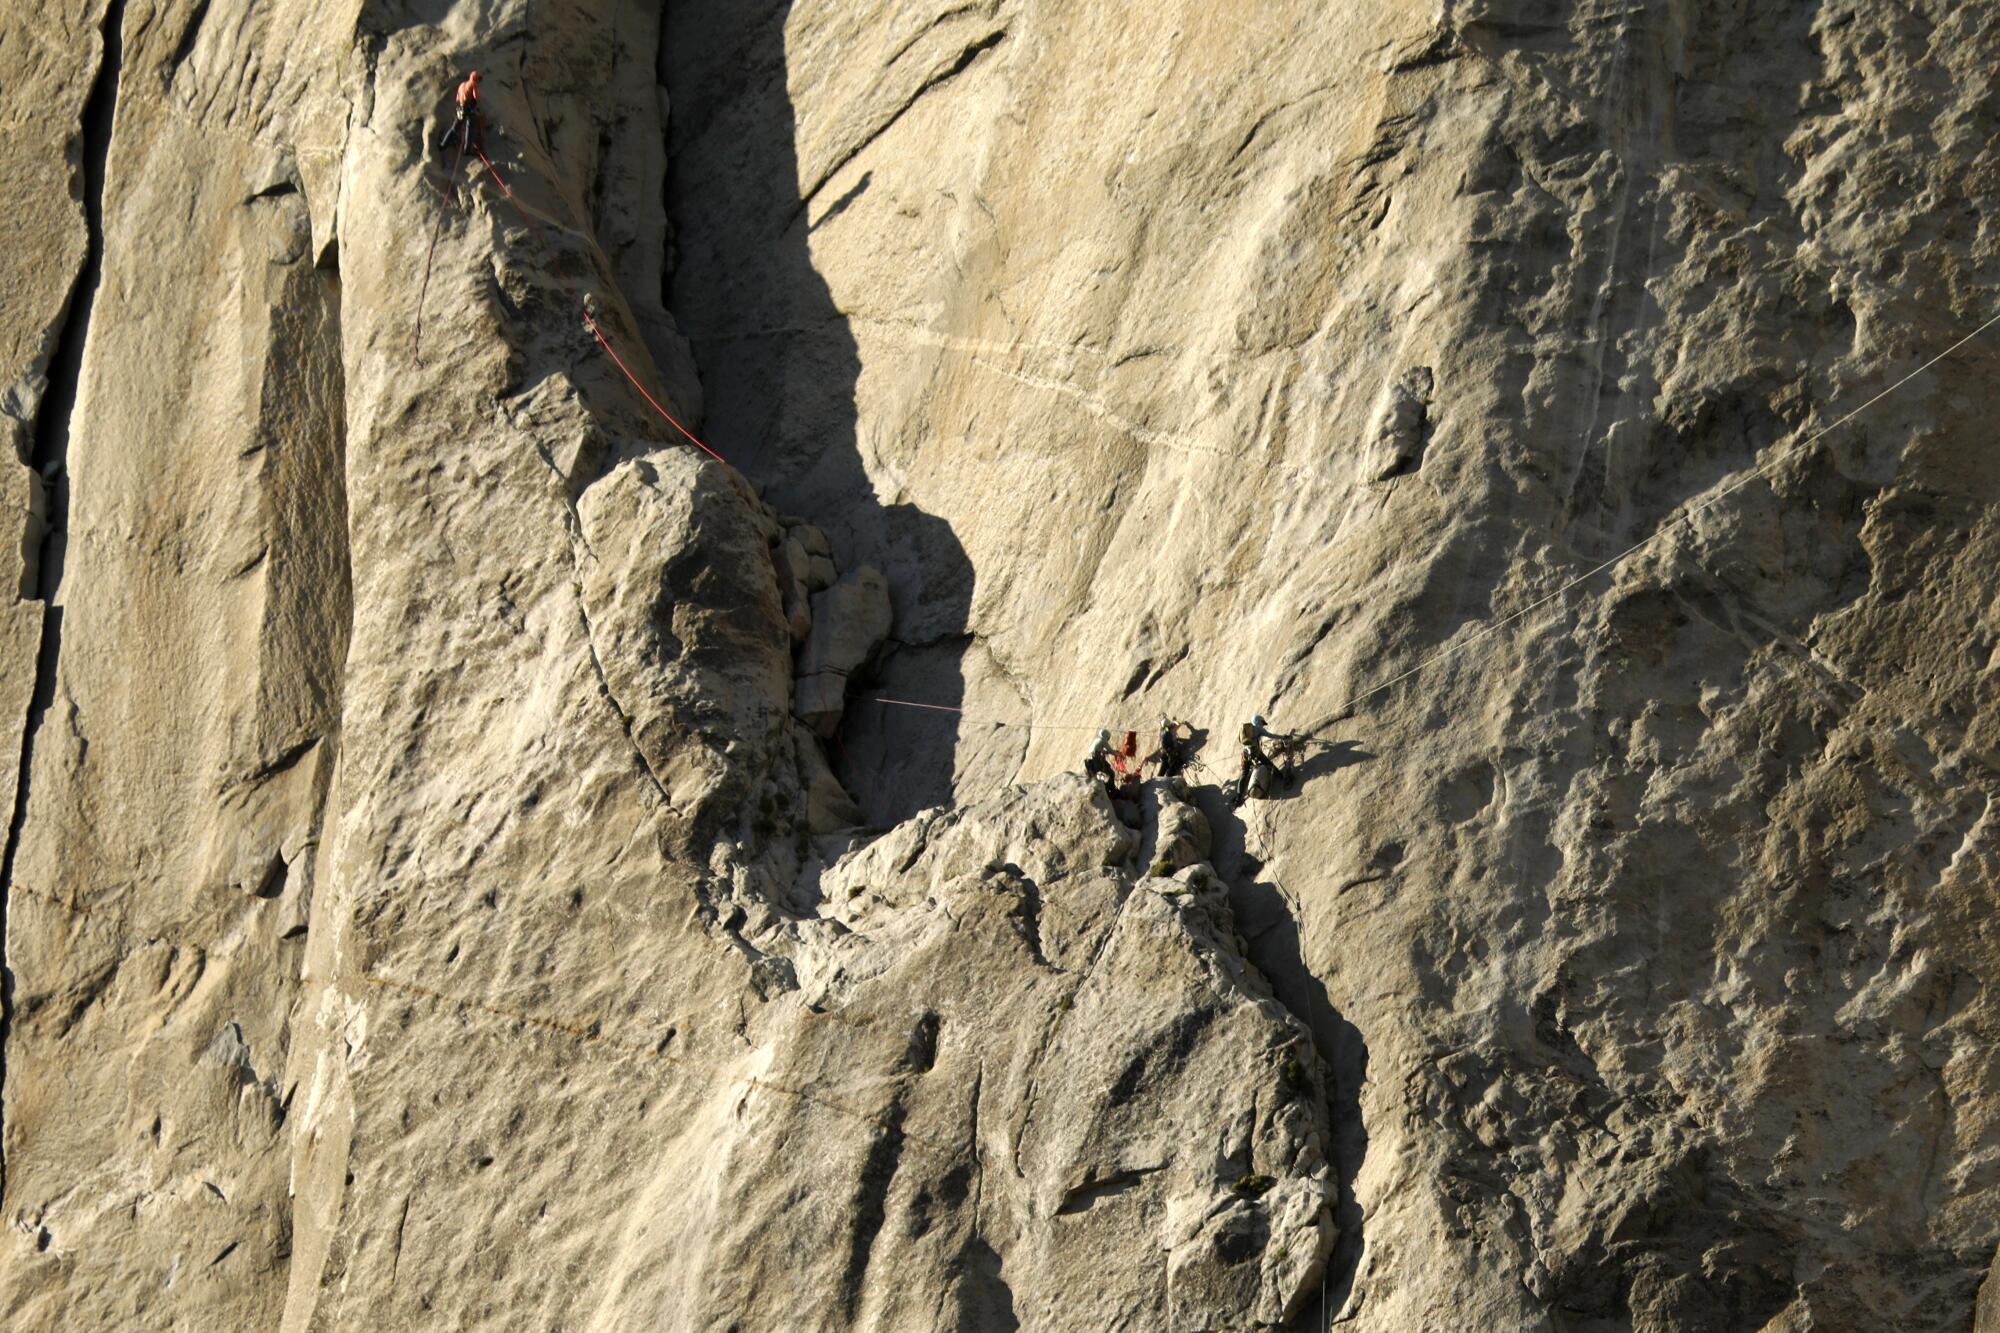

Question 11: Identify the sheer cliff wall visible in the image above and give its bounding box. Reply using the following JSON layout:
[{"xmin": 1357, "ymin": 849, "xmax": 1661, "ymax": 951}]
[{"xmin": 2, "ymin": 1, "xmax": 1998, "ymax": 1329}]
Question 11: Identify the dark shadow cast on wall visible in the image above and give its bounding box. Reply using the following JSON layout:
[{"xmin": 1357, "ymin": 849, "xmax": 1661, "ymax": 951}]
[{"xmin": 661, "ymin": 3, "xmax": 973, "ymax": 828}]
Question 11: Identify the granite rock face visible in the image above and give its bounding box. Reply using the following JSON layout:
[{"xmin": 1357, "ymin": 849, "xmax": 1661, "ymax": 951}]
[
  {"xmin": 3, "ymin": 0, "xmax": 1999, "ymax": 1329},
  {"xmin": 794, "ymin": 563, "xmax": 892, "ymax": 736}
]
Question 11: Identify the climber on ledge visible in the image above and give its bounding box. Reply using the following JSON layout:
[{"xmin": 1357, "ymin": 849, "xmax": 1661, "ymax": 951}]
[
  {"xmin": 1154, "ymin": 716, "xmax": 1192, "ymax": 779},
  {"xmin": 439, "ymin": 70, "xmax": 483, "ymax": 155},
  {"xmin": 1231, "ymin": 714, "xmax": 1295, "ymax": 807},
  {"xmin": 1084, "ymin": 729, "xmax": 1119, "ymax": 799}
]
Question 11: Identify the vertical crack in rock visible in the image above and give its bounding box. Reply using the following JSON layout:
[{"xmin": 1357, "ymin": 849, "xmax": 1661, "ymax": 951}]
[
  {"xmin": 574, "ymin": 591, "xmax": 678, "ymax": 811},
  {"xmin": 842, "ymin": 1084, "xmax": 911, "ymax": 1318},
  {"xmin": 653, "ymin": 9, "xmax": 674, "ymax": 315},
  {"xmin": 296, "ymin": 233, "xmax": 351, "ymax": 962},
  {"xmin": 0, "ymin": 0, "xmax": 126, "ymax": 1197},
  {"xmin": 534, "ymin": 460, "xmax": 676, "ymax": 812},
  {"xmin": 835, "ymin": 1013, "xmax": 949, "ymax": 1317}
]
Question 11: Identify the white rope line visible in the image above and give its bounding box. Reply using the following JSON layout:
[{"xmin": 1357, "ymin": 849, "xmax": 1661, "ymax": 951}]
[
  {"xmin": 1322, "ymin": 304, "xmax": 2000, "ymax": 722},
  {"xmin": 853, "ymin": 695, "xmax": 1106, "ymax": 732},
  {"xmin": 857, "ymin": 304, "xmax": 2000, "ymax": 741}
]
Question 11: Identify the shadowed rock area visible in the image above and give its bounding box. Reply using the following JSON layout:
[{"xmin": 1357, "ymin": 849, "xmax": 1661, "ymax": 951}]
[{"xmin": 2, "ymin": 0, "xmax": 1999, "ymax": 1329}]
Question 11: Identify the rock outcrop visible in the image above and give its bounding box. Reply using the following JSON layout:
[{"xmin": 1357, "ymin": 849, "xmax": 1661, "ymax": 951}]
[
  {"xmin": 644, "ymin": 779, "xmax": 1335, "ymax": 1328},
  {"xmin": 3, "ymin": 0, "xmax": 1999, "ymax": 1329},
  {"xmin": 794, "ymin": 563, "xmax": 892, "ymax": 737}
]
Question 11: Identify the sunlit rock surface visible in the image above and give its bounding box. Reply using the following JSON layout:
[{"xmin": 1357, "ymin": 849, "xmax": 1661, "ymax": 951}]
[{"xmin": 3, "ymin": 0, "xmax": 1998, "ymax": 1328}]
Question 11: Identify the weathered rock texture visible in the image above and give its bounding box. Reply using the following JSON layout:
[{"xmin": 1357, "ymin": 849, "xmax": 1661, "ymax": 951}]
[{"xmin": 2, "ymin": 0, "xmax": 1999, "ymax": 1328}]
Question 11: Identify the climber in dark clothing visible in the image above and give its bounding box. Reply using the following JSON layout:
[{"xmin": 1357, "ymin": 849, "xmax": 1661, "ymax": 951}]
[
  {"xmin": 1154, "ymin": 716, "xmax": 1191, "ymax": 778},
  {"xmin": 439, "ymin": 70, "xmax": 483, "ymax": 155},
  {"xmin": 1232, "ymin": 715, "xmax": 1292, "ymax": 807}
]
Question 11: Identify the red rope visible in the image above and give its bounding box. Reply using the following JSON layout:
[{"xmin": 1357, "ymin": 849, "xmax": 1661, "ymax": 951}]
[
  {"xmin": 471, "ymin": 149, "xmax": 528, "ymax": 231},
  {"xmin": 470, "ymin": 144, "xmax": 728, "ymax": 466},
  {"xmin": 581, "ymin": 312, "xmax": 729, "ymax": 464},
  {"xmin": 472, "ymin": 146, "xmax": 568, "ymax": 279}
]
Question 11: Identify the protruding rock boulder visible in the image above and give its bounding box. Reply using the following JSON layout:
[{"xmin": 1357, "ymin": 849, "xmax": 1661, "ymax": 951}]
[
  {"xmin": 792, "ymin": 563, "xmax": 892, "ymax": 737},
  {"xmin": 653, "ymin": 776, "xmax": 1338, "ymax": 1329},
  {"xmin": 1366, "ymin": 365, "xmax": 1434, "ymax": 481},
  {"xmin": 577, "ymin": 451, "xmax": 793, "ymax": 821}
]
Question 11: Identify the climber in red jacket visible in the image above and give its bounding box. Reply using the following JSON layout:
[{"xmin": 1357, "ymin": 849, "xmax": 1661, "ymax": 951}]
[{"xmin": 439, "ymin": 70, "xmax": 483, "ymax": 155}]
